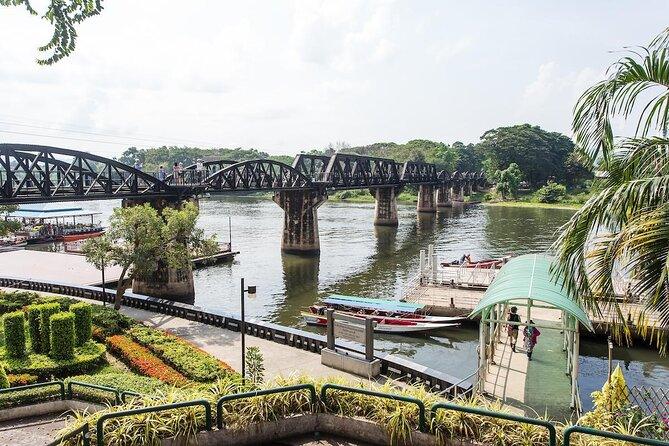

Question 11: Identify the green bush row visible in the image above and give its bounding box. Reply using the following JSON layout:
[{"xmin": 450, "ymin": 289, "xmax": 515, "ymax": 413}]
[
  {"xmin": 129, "ymin": 325, "xmax": 233, "ymax": 382},
  {"xmin": 50, "ymin": 312, "xmax": 76, "ymax": 360},
  {"xmin": 69, "ymin": 302, "xmax": 92, "ymax": 346},
  {"xmin": 38, "ymin": 303, "xmax": 60, "ymax": 353},
  {"xmin": 3, "ymin": 311, "xmax": 26, "ymax": 358},
  {"xmin": 0, "ymin": 341, "xmax": 106, "ymax": 378}
]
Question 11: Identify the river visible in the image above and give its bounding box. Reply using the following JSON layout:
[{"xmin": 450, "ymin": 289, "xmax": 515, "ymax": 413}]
[{"xmin": 45, "ymin": 196, "xmax": 669, "ymax": 411}]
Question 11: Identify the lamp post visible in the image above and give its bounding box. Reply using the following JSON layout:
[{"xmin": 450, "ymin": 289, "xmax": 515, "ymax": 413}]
[{"xmin": 240, "ymin": 278, "xmax": 256, "ymax": 385}]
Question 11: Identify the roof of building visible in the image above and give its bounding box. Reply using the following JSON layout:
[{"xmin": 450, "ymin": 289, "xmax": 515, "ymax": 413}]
[
  {"xmin": 8, "ymin": 203, "xmax": 101, "ymax": 220},
  {"xmin": 469, "ymin": 253, "xmax": 594, "ymax": 332}
]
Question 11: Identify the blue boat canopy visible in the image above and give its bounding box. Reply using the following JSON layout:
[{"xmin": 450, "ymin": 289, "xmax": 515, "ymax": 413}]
[{"xmin": 324, "ymin": 294, "xmax": 424, "ymax": 312}]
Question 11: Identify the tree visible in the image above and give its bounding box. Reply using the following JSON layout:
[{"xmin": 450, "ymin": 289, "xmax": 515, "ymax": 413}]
[
  {"xmin": 1, "ymin": 0, "xmax": 103, "ymax": 65},
  {"xmin": 563, "ymin": 150, "xmax": 593, "ymax": 188},
  {"xmin": 81, "ymin": 236, "xmax": 114, "ymax": 305},
  {"xmin": 0, "ymin": 205, "xmax": 19, "ymax": 237},
  {"xmin": 552, "ymin": 27, "xmax": 669, "ymax": 350},
  {"xmin": 494, "ymin": 163, "xmax": 522, "ymax": 199},
  {"xmin": 477, "ymin": 124, "xmax": 574, "ymax": 187}
]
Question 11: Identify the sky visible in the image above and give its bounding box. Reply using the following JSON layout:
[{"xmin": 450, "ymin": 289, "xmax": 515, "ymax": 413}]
[{"xmin": 0, "ymin": 0, "xmax": 667, "ymax": 158}]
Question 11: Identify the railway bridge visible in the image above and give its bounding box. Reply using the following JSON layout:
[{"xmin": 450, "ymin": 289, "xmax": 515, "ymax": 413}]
[{"xmin": 1, "ymin": 143, "xmax": 486, "ymax": 254}]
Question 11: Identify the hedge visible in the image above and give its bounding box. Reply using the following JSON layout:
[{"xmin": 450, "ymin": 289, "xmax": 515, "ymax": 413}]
[
  {"xmin": 0, "ymin": 365, "xmax": 8, "ymax": 389},
  {"xmin": 26, "ymin": 305, "xmax": 42, "ymax": 353},
  {"xmin": 38, "ymin": 303, "xmax": 60, "ymax": 353},
  {"xmin": 3, "ymin": 311, "xmax": 26, "ymax": 358},
  {"xmin": 69, "ymin": 302, "xmax": 92, "ymax": 346},
  {"xmin": 0, "ymin": 341, "xmax": 106, "ymax": 377},
  {"xmin": 7, "ymin": 373, "xmax": 38, "ymax": 387},
  {"xmin": 49, "ymin": 312, "xmax": 76, "ymax": 360},
  {"xmin": 129, "ymin": 326, "xmax": 234, "ymax": 382},
  {"xmin": 0, "ymin": 300, "xmax": 23, "ymax": 315}
]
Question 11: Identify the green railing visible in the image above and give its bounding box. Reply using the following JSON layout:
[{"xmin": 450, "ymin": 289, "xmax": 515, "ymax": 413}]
[
  {"xmin": 0, "ymin": 380, "xmax": 66, "ymax": 400},
  {"xmin": 321, "ymin": 383, "xmax": 427, "ymax": 433},
  {"xmin": 96, "ymin": 399, "xmax": 212, "ymax": 446},
  {"xmin": 431, "ymin": 402, "xmax": 557, "ymax": 446},
  {"xmin": 120, "ymin": 390, "xmax": 142, "ymax": 403},
  {"xmin": 47, "ymin": 423, "xmax": 90, "ymax": 446},
  {"xmin": 563, "ymin": 425, "xmax": 669, "ymax": 446},
  {"xmin": 216, "ymin": 383, "xmax": 317, "ymax": 429},
  {"xmin": 68, "ymin": 381, "xmax": 121, "ymax": 404}
]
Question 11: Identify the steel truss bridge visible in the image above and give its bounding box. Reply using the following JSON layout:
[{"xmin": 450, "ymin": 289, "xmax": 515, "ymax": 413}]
[{"xmin": 0, "ymin": 144, "xmax": 485, "ymax": 205}]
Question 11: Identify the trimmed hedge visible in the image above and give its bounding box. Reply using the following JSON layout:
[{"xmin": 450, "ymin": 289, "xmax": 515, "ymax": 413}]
[
  {"xmin": 0, "ymin": 365, "xmax": 8, "ymax": 389},
  {"xmin": 49, "ymin": 312, "xmax": 76, "ymax": 360},
  {"xmin": 38, "ymin": 303, "xmax": 60, "ymax": 353},
  {"xmin": 69, "ymin": 302, "xmax": 92, "ymax": 346},
  {"xmin": 3, "ymin": 311, "xmax": 26, "ymax": 358},
  {"xmin": 0, "ymin": 341, "xmax": 106, "ymax": 377},
  {"xmin": 0, "ymin": 300, "xmax": 22, "ymax": 314},
  {"xmin": 26, "ymin": 305, "xmax": 42, "ymax": 353},
  {"xmin": 7, "ymin": 373, "xmax": 38, "ymax": 387}
]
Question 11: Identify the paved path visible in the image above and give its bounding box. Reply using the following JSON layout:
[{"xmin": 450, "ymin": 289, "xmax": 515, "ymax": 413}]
[
  {"xmin": 483, "ymin": 316, "xmax": 572, "ymax": 420},
  {"xmin": 0, "ymin": 414, "xmax": 68, "ymax": 446}
]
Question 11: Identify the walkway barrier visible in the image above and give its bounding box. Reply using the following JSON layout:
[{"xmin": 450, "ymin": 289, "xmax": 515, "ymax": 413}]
[
  {"xmin": 0, "ymin": 276, "xmax": 472, "ymax": 395},
  {"xmin": 47, "ymin": 423, "xmax": 90, "ymax": 446},
  {"xmin": 563, "ymin": 425, "xmax": 669, "ymax": 446},
  {"xmin": 96, "ymin": 399, "xmax": 212, "ymax": 446},
  {"xmin": 431, "ymin": 402, "xmax": 557, "ymax": 446},
  {"xmin": 216, "ymin": 384, "xmax": 317, "ymax": 429},
  {"xmin": 0, "ymin": 380, "xmax": 66, "ymax": 401},
  {"xmin": 120, "ymin": 390, "xmax": 142, "ymax": 403},
  {"xmin": 320, "ymin": 383, "xmax": 427, "ymax": 433},
  {"xmin": 68, "ymin": 381, "xmax": 121, "ymax": 404}
]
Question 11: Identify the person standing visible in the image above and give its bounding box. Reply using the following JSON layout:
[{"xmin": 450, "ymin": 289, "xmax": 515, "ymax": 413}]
[
  {"xmin": 196, "ymin": 159, "xmax": 205, "ymax": 183},
  {"xmin": 172, "ymin": 162, "xmax": 180, "ymax": 185},
  {"xmin": 523, "ymin": 321, "xmax": 541, "ymax": 360},
  {"xmin": 158, "ymin": 166, "xmax": 166, "ymax": 181},
  {"xmin": 507, "ymin": 306, "xmax": 521, "ymax": 352},
  {"xmin": 133, "ymin": 159, "xmax": 143, "ymax": 171}
]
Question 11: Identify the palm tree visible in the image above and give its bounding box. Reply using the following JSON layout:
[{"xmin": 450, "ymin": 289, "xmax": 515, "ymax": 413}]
[{"xmin": 552, "ymin": 27, "xmax": 669, "ymax": 350}]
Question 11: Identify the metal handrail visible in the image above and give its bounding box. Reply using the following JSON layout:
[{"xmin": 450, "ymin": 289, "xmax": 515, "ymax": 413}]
[
  {"xmin": 68, "ymin": 381, "xmax": 121, "ymax": 404},
  {"xmin": 563, "ymin": 425, "xmax": 669, "ymax": 446},
  {"xmin": 321, "ymin": 383, "xmax": 427, "ymax": 433},
  {"xmin": 431, "ymin": 402, "xmax": 557, "ymax": 446},
  {"xmin": 439, "ymin": 365, "xmax": 482, "ymax": 398},
  {"xmin": 47, "ymin": 422, "xmax": 90, "ymax": 446},
  {"xmin": 96, "ymin": 399, "xmax": 212, "ymax": 446},
  {"xmin": 0, "ymin": 380, "xmax": 66, "ymax": 400},
  {"xmin": 216, "ymin": 384, "xmax": 317, "ymax": 429},
  {"xmin": 120, "ymin": 390, "xmax": 142, "ymax": 403}
]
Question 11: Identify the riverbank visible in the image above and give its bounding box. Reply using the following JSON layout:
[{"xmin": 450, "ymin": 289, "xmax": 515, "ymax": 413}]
[{"xmin": 484, "ymin": 200, "xmax": 581, "ymax": 210}]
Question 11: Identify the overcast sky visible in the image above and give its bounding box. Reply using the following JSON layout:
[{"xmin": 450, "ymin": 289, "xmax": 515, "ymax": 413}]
[{"xmin": 1, "ymin": 1, "xmax": 667, "ymax": 157}]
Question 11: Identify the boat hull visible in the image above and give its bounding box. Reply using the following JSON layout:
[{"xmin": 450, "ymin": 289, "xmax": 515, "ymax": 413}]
[{"xmin": 301, "ymin": 313, "xmax": 459, "ymax": 334}]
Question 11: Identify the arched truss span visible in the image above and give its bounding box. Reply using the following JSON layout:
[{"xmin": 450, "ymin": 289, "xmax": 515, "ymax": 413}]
[
  {"xmin": 321, "ymin": 153, "xmax": 402, "ymax": 189},
  {"xmin": 0, "ymin": 144, "xmax": 174, "ymax": 204},
  {"xmin": 401, "ymin": 161, "xmax": 438, "ymax": 184},
  {"xmin": 205, "ymin": 159, "xmax": 313, "ymax": 191},
  {"xmin": 164, "ymin": 159, "xmax": 238, "ymax": 185},
  {"xmin": 292, "ymin": 154, "xmax": 332, "ymax": 182}
]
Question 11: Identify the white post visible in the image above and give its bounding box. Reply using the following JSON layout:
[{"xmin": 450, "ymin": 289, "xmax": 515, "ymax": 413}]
[
  {"xmin": 431, "ymin": 253, "xmax": 438, "ymax": 283},
  {"xmin": 571, "ymin": 319, "xmax": 580, "ymax": 409},
  {"xmin": 419, "ymin": 250, "xmax": 426, "ymax": 278}
]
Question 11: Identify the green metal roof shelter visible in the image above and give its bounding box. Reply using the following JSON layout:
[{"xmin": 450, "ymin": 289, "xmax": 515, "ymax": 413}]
[{"xmin": 469, "ymin": 254, "xmax": 593, "ymax": 413}]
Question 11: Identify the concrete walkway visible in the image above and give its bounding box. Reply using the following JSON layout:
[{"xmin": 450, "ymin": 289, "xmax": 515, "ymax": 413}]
[{"xmin": 483, "ymin": 318, "xmax": 572, "ymax": 420}]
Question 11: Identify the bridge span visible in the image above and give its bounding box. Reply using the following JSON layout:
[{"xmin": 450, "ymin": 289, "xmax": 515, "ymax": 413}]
[{"xmin": 1, "ymin": 143, "xmax": 486, "ymax": 255}]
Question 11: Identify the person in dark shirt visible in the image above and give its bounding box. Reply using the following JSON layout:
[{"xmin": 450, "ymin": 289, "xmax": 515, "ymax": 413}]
[{"xmin": 507, "ymin": 306, "xmax": 521, "ymax": 352}]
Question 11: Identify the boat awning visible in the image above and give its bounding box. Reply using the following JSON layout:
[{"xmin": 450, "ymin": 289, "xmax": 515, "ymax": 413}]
[
  {"xmin": 8, "ymin": 203, "xmax": 101, "ymax": 220},
  {"xmin": 324, "ymin": 294, "xmax": 425, "ymax": 312},
  {"xmin": 469, "ymin": 254, "xmax": 594, "ymax": 332}
]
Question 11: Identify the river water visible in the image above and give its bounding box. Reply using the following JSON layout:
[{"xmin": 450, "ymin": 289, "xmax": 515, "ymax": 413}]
[{"xmin": 58, "ymin": 197, "xmax": 669, "ymax": 410}]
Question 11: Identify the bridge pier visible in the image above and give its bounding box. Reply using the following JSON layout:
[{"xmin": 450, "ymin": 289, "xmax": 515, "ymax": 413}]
[
  {"xmin": 370, "ymin": 187, "xmax": 400, "ymax": 226},
  {"xmin": 436, "ymin": 185, "xmax": 452, "ymax": 208},
  {"xmin": 273, "ymin": 190, "xmax": 327, "ymax": 255},
  {"xmin": 417, "ymin": 185, "xmax": 436, "ymax": 213},
  {"xmin": 452, "ymin": 185, "xmax": 464, "ymax": 203},
  {"xmin": 122, "ymin": 196, "xmax": 196, "ymax": 304}
]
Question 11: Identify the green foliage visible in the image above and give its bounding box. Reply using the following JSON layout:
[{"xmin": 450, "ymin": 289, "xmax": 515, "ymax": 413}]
[
  {"xmin": 0, "ymin": 0, "xmax": 104, "ymax": 65},
  {"xmin": 7, "ymin": 373, "xmax": 38, "ymax": 387},
  {"xmin": 535, "ymin": 182, "xmax": 567, "ymax": 203},
  {"xmin": 129, "ymin": 325, "xmax": 234, "ymax": 382},
  {"xmin": 0, "ymin": 204, "xmax": 19, "ymax": 236},
  {"xmin": 26, "ymin": 305, "xmax": 42, "ymax": 353},
  {"xmin": 0, "ymin": 364, "xmax": 8, "ymax": 389},
  {"xmin": 91, "ymin": 305, "xmax": 135, "ymax": 336},
  {"xmin": 162, "ymin": 202, "xmax": 218, "ymax": 272},
  {"xmin": 37, "ymin": 303, "xmax": 60, "ymax": 353},
  {"xmin": 3, "ymin": 311, "xmax": 26, "ymax": 358},
  {"xmin": 495, "ymin": 163, "xmax": 522, "ymax": 199},
  {"xmin": 244, "ymin": 346, "xmax": 265, "ymax": 385},
  {"xmin": 49, "ymin": 312, "xmax": 76, "ymax": 360},
  {"xmin": 0, "ymin": 300, "xmax": 22, "ymax": 314},
  {"xmin": 81, "ymin": 235, "xmax": 113, "ymax": 277},
  {"xmin": 479, "ymin": 124, "xmax": 575, "ymax": 187},
  {"xmin": 0, "ymin": 341, "xmax": 106, "ymax": 377},
  {"xmin": 69, "ymin": 302, "xmax": 92, "ymax": 346}
]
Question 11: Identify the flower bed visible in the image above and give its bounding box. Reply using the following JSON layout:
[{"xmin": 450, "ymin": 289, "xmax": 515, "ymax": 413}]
[
  {"xmin": 106, "ymin": 335, "xmax": 188, "ymax": 386},
  {"xmin": 129, "ymin": 325, "xmax": 234, "ymax": 382},
  {"xmin": 0, "ymin": 341, "xmax": 106, "ymax": 378}
]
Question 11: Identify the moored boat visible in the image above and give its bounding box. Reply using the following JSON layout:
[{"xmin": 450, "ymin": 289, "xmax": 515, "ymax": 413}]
[
  {"xmin": 307, "ymin": 305, "xmax": 464, "ymax": 324},
  {"xmin": 301, "ymin": 312, "xmax": 459, "ymax": 334},
  {"xmin": 62, "ymin": 231, "xmax": 105, "ymax": 242}
]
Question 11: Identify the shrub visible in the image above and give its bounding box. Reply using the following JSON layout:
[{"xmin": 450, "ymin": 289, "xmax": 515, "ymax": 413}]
[
  {"xmin": 245, "ymin": 346, "xmax": 265, "ymax": 385},
  {"xmin": 7, "ymin": 373, "xmax": 38, "ymax": 387},
  {"xmin": 1, "ymin": 341, "xmax": 106, "ymax": 377},
  {"xmin": 0, "ymin": 300, "xmax": 23, "ymax": 314},
  {"xmin": 0, "ymin": 365, "xmax": 8, "ymax": 389},
  {"xmin": 69, "ymin": 302, "xmax": 92, "ymax": 346},
  {"xmin": 38, "ymin": 303, "xmax": 60, "ymax": 353},
  {"xmin": 26, "ymin": 305, "xmax": 42, "ymax": 353},
  {"xmin": 106, "ymin": 335, "xmax": 188, "ymax": 386},
  {"xmin": 129, "ymin": 326, "xmax": 234, "ymax": 382},
  {"xmin": 535, "ymin": 182, "xmax": 567, "ymax": 203},
  {"xmin": 91, "ymin": 305, "xmax": 135, "ymax": 336},
  {"xmin": 49, "ymin": 312, "xmax": 76, "ymax": 360},
  {"xmin": 3, "ymin": 311, "xmax": 26, "ymax": 358}
]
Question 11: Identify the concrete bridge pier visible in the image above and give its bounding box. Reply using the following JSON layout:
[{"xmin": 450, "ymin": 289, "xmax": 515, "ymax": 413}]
[
  {"xmin": 464, "ymin": 182, "xmax": 473, "ymax": 197},
  {"xmin": 273, "ymin": 190, "xmax": 327, "ymax": 255},
  {"xmin": 417, "ymin": 185, "xmax": 437, "ymax": 213},
  {"xmin": 370, "ymin": 187, "xmax": 400, "ymax": 226},
  {"xmin": 122, "ymin": 197, "xmax": 196, "ymax": 304},
  {"xmin": 452, "ymin": 185, "xmax": 464, "ymax": 203},
  {"xmin": 436, "ymin": 185, "xmax": 452, "ymax": 208}
]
